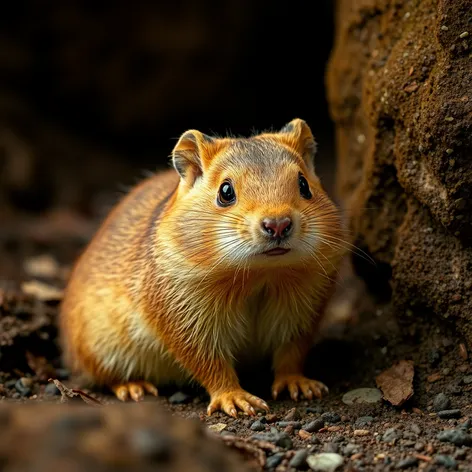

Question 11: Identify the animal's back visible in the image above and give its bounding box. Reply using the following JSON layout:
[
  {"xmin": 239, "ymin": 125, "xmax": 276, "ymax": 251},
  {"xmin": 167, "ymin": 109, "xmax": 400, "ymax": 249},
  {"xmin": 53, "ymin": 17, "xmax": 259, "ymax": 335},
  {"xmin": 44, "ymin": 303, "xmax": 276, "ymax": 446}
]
[{"xmin": 60, "ymin": 168, "xmax": 180, "ymax": 384}]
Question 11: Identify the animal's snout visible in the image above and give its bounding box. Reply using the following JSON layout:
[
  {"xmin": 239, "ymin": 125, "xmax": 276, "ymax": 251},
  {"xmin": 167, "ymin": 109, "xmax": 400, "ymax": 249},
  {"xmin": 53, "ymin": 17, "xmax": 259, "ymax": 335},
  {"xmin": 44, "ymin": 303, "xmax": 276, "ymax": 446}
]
[{"xmin": 261, "ymin": 217, "xmax": 293, "ymax": 240}]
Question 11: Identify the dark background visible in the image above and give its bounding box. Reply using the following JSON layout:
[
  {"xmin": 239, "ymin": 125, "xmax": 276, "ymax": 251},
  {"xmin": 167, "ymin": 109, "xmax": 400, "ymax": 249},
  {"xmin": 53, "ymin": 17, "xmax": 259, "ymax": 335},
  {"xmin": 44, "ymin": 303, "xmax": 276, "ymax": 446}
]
[{"xmin": 0, "ymin": 0, "xmax": 336, "ymax": 218}]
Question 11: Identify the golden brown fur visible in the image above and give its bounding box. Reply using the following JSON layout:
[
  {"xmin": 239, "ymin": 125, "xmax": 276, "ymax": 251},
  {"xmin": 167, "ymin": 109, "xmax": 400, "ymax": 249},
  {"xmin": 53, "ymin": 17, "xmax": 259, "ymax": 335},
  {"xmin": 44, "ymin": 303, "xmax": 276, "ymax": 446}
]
[{"xmin": 59, "ymin": 119, "xmax": 346, "ymax": 416}]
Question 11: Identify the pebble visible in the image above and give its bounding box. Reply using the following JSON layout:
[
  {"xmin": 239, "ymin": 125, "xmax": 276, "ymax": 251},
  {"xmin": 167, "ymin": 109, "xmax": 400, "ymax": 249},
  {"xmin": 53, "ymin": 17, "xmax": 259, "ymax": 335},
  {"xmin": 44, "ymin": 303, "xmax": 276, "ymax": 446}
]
[
  {"xmin": 342, "ymin": 388, "xmax": 382, "ymax": 405},
  {"xmin": 428, "ymin": 349, "xmax": 442, "ymax": 366},
  {"xmin": 454, "ymin": 449, "xmax": 466, "ymax": 460},
  {"xmin": 277, "ymin": 421, "xmax": 302, "ymax": 429},
  {"xmin": 252, "ymin": 431, "xmax": 293, "ymax": 449},
  {"xmin": 321, "ymin": 412, "xmax": 341, "ymax": 424},
  {"xmin": 382, "ymin": 428, "xmax": 399, "ymax": 443},
  {"xmin": 208, "ymin": 423, "xmax": 227, "ymax": 433},
  {"xmin": 323, "ymin": 442, "xmax": 339, "ymax": 453},
  {"xmin": 15, "ymin": 378, "xmax": 32, "ymax": 397},
  {"xmin": 409, "ymin": 423, "xmax": 421, "ymax": 435},
  {"xmin": 299, "ymin": 429, "xmax": 312, "ymax": 440},
  {"xmin": 461, "ymin": 375, "xmax": 472, "ymax": 385},
  {"xmin": 437, "ymin": 429, "xmax": 472, "ymax": 446},
  {"xmin": 433, "ymin": 393, "xmax": 451, "ymax": 412},
  {"xmin": 306, "ymin": 452, "xmax": 344, "ymax": 472},
  {"xmin": 306, "ymin": 406, "xmax": 324, "ymax": 414},
  {"xmin": 414, "ymin": 442, "xmax": 424, "ymax": 451},
  {"xmin": 311, "ymin": 436, "xmax": 321, "ymax": 445},
  {"xmin": 343, "ymin": 444, "xmax": 358, "ymax": 456},
  {"xmin": 303, "ymin": 419, "xmax": 325, "ymax": 432},
  {"xmin": 129, "ymin": 428, "xmax": 172, "ymax": 461},
  {"xmin": 438, "ymin": 409, "xmax": 461, "ymax": 419},
  {"xmin": 289, "ymin": 449, "xmax": 308, "ymax": 469},
  {"xmin": 168, "ymin": 391, "xmax": 191, "ymax": 404},
  {"xmin": 395, "ymin": 457, "xmax": 418, "ymax": 469},
  {"xmin": 266, "ymin": 452, "xmax": 285, "ymax": 469},
  {"xmin": 284, "ymin": 408, "xmax": 301, "ymax": 422},
  {"xmin": 355, "ymin": 416, "xmax": 374, "ymax": 428},
  {"xmin": 250, "ymin": 420, "xmax": 266, "ymax": 432},
  {"xmin": 265, "ymin": 413, "xmax": 278, "ymax": 423},
  {"xmin": 435, "ymin": 455, "xmax": 457, "ymax": 469},
  {"xmin": 44, "ymin": 383, "xmax": 60, "ymax": 396},
  {"xmin": 353, "ymin": 429, "xmax": 370, "ymax": 437}
]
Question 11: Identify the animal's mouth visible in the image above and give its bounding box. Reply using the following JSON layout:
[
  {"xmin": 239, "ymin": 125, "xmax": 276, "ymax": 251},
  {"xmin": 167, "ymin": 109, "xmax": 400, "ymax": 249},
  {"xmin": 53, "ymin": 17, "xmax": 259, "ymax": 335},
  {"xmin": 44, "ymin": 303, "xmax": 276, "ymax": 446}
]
[{"xmin": 262, "ymin": 248, "xmax": 291, "ymax": 256}]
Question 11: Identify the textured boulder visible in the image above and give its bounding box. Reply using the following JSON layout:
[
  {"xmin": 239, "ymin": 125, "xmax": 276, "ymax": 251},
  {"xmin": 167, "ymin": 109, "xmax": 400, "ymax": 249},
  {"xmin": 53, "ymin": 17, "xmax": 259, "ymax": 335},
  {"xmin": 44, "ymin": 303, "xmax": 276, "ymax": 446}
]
[
  {"xmin": 0, "ymin": 403, "xmax": 254, "ymax": 472},
  {"xmin": 327, "ymin": 0, "xmax": 472, "ymax": 342}
]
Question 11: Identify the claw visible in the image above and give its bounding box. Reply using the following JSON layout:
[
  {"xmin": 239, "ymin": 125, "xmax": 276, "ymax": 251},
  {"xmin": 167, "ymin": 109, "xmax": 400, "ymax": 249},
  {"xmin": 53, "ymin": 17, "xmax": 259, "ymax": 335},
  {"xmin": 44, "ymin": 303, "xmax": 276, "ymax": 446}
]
[
  {"xmin": 272, "ymin": 375, "xmax": 328, "ymax": 402},
  {"xmin": 207, "ymin": 389, "xmax": 269, "ymax": 418},
  {"xmin": 112, "ymin": 381, "xmax": 159, "ymax": 402}
]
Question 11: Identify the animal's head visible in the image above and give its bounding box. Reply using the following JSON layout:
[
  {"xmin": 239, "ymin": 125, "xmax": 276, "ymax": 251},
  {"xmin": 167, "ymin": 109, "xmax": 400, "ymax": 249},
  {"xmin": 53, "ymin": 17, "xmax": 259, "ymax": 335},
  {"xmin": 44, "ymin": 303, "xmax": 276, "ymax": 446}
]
[{"xmin": 163, "ymin": 119, "xmax": 345, "ymax": 274}]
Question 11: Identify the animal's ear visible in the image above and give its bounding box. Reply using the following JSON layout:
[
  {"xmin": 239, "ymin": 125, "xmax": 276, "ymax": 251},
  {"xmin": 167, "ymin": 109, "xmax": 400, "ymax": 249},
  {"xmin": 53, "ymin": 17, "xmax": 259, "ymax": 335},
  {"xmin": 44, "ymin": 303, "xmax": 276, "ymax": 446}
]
[
  {"xmin": 278, "ymin": 118, "xmax": 317, "ymax": 173},
  {"xmin": 172, "ymin": 130, "xmax": 215, "ymax": 186}
]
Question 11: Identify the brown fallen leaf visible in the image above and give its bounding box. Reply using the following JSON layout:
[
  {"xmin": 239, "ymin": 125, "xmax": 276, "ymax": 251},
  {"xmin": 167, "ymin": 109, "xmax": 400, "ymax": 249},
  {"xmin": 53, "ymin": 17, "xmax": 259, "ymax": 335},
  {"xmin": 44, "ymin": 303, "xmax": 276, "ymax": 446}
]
[
  {"xmin": 49, "ymin": 379, "xmax": 103, "ymax": 406},
  {"xmin": 21, "ymin": 280, "xmax": 63, "ymax": 301},
  {"xmin": 376, "ymin": 360, "xmax": 414, "ymax": 406}
]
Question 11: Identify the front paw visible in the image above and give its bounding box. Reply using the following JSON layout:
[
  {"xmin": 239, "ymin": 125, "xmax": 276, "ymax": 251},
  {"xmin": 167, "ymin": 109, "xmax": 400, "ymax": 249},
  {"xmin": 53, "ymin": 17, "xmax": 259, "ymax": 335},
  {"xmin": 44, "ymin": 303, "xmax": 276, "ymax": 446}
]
[
  {"xmin": 272, "ymin": 374, "xmax": 328, "ymax": 401},
  {"xmin": 207, "ymin": 389, "xmax": 270, "ymax": 418}
]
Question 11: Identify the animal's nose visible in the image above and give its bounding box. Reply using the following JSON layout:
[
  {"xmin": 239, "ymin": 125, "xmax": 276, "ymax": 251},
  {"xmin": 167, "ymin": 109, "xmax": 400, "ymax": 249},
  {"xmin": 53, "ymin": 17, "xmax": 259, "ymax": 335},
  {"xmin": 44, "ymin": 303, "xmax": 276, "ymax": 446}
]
[{"xmin": 261, "ymin": 217, "xmax": 293, "ymax": 239}]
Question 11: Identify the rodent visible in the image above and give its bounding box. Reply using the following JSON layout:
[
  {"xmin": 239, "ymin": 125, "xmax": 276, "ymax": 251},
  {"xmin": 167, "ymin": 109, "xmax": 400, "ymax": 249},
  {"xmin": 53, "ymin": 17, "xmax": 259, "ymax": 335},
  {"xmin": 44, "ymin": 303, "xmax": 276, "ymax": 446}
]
[{"xmin": 59, "ymin": 119, "xmax": 346, "ymax": 417}]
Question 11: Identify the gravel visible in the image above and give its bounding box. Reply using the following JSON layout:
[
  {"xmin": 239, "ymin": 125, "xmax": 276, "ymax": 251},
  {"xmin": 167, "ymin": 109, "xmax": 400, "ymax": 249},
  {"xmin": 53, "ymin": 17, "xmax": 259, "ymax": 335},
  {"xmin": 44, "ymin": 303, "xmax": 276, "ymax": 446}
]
[
  {"xmin": 302, "ymin": 419, "xmax": 325, "ymax": 432},
  {"xmin": 395, "ymin": 456, "xmax": 418, "ymax": 469},
  {"xmin": 321, "ymin": 412, "xmax": 341, "ymax": 424},
  {"xmin": 168, "ymin": 391, "xmax": 191, "ymax": 404},
  {"xmin": 251, "ymin": 430, "xmax": 293, "ymax": 449},
  {"xmin": 306, "ymin": 452, "xmax": 344, "ymax": 472},
  {"xmin": 265, "ymin": 452, "xmax": 285, "ymax": 469},
  {"xmin": 435, "ymin": 455, "xmax": 457, "ymax": 469},
  {"xmin": 289, "ymin": 449, "xmax": 308, "ymax": 469},
  {"xmin": 437, "ymin": 409, "xmax": 461, "ymax": 419},
  {"xmin": 355, "ymin": 416, "xmax": 374, "ymax": 428},
  {"xmin": 382, "ymin": 428, "xmax": 399, "ymax": 443},
  {"xmin": 250, "ymin": 420, "xmax": 265, "ymax": 431},
  {"xmin": 437, "ymin": 429, "xmax": 472, "ymax": 446}
]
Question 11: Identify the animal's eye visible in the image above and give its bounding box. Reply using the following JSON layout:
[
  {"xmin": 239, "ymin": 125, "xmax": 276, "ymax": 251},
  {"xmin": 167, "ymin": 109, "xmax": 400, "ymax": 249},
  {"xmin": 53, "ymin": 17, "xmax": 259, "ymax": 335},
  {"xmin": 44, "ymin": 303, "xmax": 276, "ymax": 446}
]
[
  {"xmin": 298, "ymin": 173, "xmax": 312, "ymax": 199},
  {"xmin": 217, "ymin": 180, "xmax": 236, "ymax": 206}
]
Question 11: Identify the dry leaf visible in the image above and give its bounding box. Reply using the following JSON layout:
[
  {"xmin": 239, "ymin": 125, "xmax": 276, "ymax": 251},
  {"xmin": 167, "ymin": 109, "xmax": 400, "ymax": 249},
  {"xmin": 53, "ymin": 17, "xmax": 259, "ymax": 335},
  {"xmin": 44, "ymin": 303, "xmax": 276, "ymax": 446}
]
[
  {"xmin": 376, "ymin": 360, "xmax": 414, "ymax": 406},
  {"xmin": 21, "ymin": 280, "xmax": 63, "ymax": 301},
  {"xmin": 48, "ymin": 379, "xmax": 103, "ymax": 406}
]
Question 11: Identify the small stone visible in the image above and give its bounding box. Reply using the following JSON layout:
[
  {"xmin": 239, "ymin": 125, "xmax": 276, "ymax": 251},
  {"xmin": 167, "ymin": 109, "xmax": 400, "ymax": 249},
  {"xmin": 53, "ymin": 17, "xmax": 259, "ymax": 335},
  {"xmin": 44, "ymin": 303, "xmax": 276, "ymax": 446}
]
[
  {"xmin": 266, "ymin": 452, "xmax": 285, "ymax": 469},
  {"xmin": 342, "ymin": 388, "xmax": 382, "ymax": 405},
  {"xmin": 15, "ymin": 378, "xmax": 32, "ymax": 397},
  {"xmin": 433, "ymin": 393, "xmax": 451, "ymax": 412},
  {"xmin": 168, "ymin": 391, "xmax": 191, "ymax": 404},
  {"xmin": 299, "ymin": 429, "xmax": 312, "ymax": 440},
  {"xmin": 306, "ymin": 406, "xmax": 323, "ymax": 414},
  {"xmin": 284, "ymin": 424, "xmax": 295, "ymax": 435},
  {"xmin": 454, "ymin": 449, "xmax": 466, "ymax": 460},
  {"xmin": 277, "ymin": 421, "xmax": 302, "ymax": 429},
  {"xmin": 321, "ymin": 412, "xmax": 341, "ymax": 424},
  {"xmin": 353, "ymin": 429, "xmax": 370, "ymax": 436},
  {"xmin": 414, "ymin": 442, "xmax": 424, "ymax": 451},
  {"xmin": 437, "ymin": 409, "xmax": 461, "ymax": 419},
  {"xmin": 459, "ymin": 31, "xmax": 469, "ymax": 39},
  {"xmin": 284, "ymin": 407, "xmax": 301, "ymax": 422},
  {"xmin": 252, "ymin": 431, "xmax": 293, "ymax": 449},
  {"xmin": 303, "ymin": 419, "xmax": 325, "ymax": 432},
  {"xmin": 130, "ymin": 428, "xmax": 172, "ymax": 461},
  {"xmin": 382, "ymin": 428, "xmax": 399, "ymax": 443},
  {"xmin": 208, "ymin": 423, "xmax": 227, "ymax": 433},
  {"xmin": 435, "ymin": 455, "xmax": 457, "ymax": 469},
  {"xmin": 250, "ymin": 420, "xmax": 265, "ymax": 431},
  {"xmin": 343, "ymin": 444, "xmax": 358, "ymax": 456},
  {"xmin": 265, "ymin": 413, "xmax": 278, "ymax": 423},
  {"xmin": 395, "ymin": 457, "xmax": 418, "ymax": 469},
  {"xmin": 409, "ymin": 423, "xmax": 421, "ymax": 435},
  {"xmin": 355, "ymin": 416, "xmax": 374, "ymax": 428},
  {"xmin": 323, "ymin": 442, "xmax": 339, "ymax": 453},
  {"xmin": 461, "ymin": 375, "xmax": 472, "ymax": 385},
  {"xmin": 44, "ymin": 383, "xmax": 60, "ymax": 396},
  {"xmin": 311, "ymin": 436, "xmax": 321, "ymax": 445},
  {"xmin": 307, "ymin": 452, "xmax": 344, "ymax": 472},
  {"xmin": 428, "ymin": 349, "xmax": 442, "ymax": 366},
  {"xmin": 437, "ymin": 429, "xmax": 472, "ymax": 446},
  {"xmin": 289, "ymin": 449, "xmax": 309, "ymax": 469}
]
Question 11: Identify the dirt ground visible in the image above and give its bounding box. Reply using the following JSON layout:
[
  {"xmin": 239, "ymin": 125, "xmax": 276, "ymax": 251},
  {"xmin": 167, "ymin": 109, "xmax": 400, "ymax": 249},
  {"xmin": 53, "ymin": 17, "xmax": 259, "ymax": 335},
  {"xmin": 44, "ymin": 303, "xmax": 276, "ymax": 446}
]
[{"xmin": 1, "ymin": 208, "xmax": 471, "ymax": 472}]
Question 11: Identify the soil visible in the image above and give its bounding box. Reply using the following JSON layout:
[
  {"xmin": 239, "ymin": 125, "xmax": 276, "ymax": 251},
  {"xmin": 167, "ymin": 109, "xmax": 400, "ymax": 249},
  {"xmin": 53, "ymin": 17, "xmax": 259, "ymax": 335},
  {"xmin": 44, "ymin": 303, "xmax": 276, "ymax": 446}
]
[{"xmin": 1, "ymin": 209, "xmax": 472, "ymax": 471}]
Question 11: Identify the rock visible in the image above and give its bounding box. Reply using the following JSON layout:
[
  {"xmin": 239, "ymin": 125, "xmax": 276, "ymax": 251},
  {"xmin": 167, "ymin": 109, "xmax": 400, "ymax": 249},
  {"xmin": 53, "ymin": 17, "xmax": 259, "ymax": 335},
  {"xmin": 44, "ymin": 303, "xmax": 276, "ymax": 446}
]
[
  {"xmin": 409, "ymin": 423, "xmax": 421, "ymax": 435},
  {"xmin": 438, "ymin": 409, "xmax": 462, "ymax": 419},
  {"xmin": 395, "ymin": 457, "xmax": 418, "ymax": 469},
  {"xmin": 435, "ymin": 455, "xmax": 457, "ymax": 469},
  {"xmin": 15, "ymin": 378, "xmax": 32, "ymax": 397},
  {"xmin": 433, "ymin": 393, "xmax": 451, "ymax": 412},
  {"xmin": 327, "ymin": 0, "xmax": 472, "ymax": 346},
  {"xmin": 266, "ymin": 452, "xmax": 285, "ymax": 469},
  {"xmin": 382, "ymin": 428, "xmax": 399, "ymax": 443},
  {"xmin": 250, "ymin": 420, "xmax": 265, "ymax": 432},
  {"xmin": 44, "ymin": 383, "xmax": 60, "ymax": 396},
  {"xmin": 413, "ymin": 442, "xmax": 424, "ymax": 451},
  {"xmin": 208, "ymin": 423, "xmax": 227, "ymax": 433},
  {"xmin": 343, "ymin": 444, "xmax": 358, "ymax": 456},
  {"xmin": 437, "ymin": 429, "xmax": 472, "ymax": 446},
  {"xmin": 342, "ymin": 388, "xmax": 382, "ymax": 405},
  {"xmin": 353, "ymin": 430, "xmax": 369, "ymax": 437},
  {"xmin": 307, "ymin": 453, "xmax": 343, "ymax": 472},
  {"xmin": 323, "ymin": 442, "xmax": 339, "ymax": 453},
  {"xmin": 299, "ymin": 429, "xmax": 312, "ymax": 440},
  {"xmin": 168, "ymin": 391, "xmax": 191, "ymax": 404},
  {"xmin": 462, "ymin": 375, "xmax": 472, "ymax": 385},
  {"xmin": 303, "ymin": 419, "xmax": 325, "ymax": 433},
  {"xmin": 306, "ymin": 406, "xmax": 323, "ymax": 414},
  {"xmin": 277, "ymin": 421, "xmax": 302, "ymax": 429},
  {"xmin": 265, "ymin": 414, "xmax": 278, "ymax": 423},
  {"xmin": 321, "ymin": 412, "xmax": 340, "ymax": 424},
  {"xmin": 289, "ymin": 449, "xmax": 309, "ymax": 469},
  {"xmin": 428, "ymin": 349, "xmax": 442, "ymax": 367},
  {"xmin": 252, "ymin": 431, "xmax": 293, "ymax": 449},
  {"xmin": 284, "ymin": 408, "xmax": 301, "ymax": 422},
  {"xmin": 354, "ymin": 416, "xmax": 374, "ymax": 428},
  {"xmin": 454, "ymin": 449, "xmax": 466, "ymax": 460}
]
